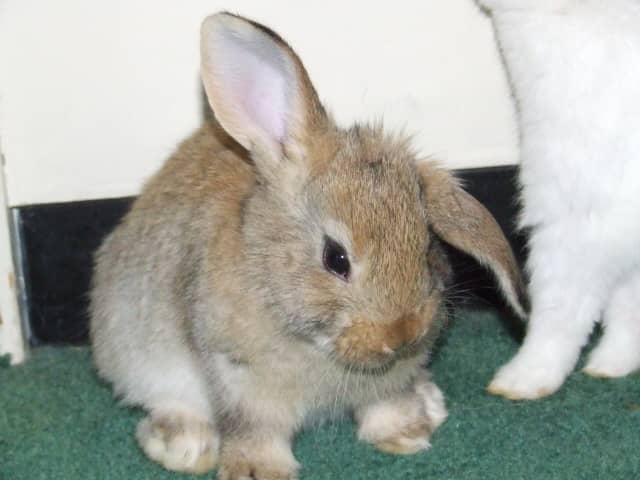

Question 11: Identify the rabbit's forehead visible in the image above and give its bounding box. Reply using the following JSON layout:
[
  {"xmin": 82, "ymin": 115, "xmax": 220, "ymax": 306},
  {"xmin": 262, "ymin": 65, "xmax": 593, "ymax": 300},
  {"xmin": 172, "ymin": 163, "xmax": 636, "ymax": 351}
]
[
  {"xmin": 303, "ymin": 125, "xmax": 431, "ymax": 283},
  {"xmin": 313, "ymin": 162, "xmax": 431, "ymax": 307},
  {"xmin": 314, "ymin": 159, "xmax": 428, "ymax": 260}
]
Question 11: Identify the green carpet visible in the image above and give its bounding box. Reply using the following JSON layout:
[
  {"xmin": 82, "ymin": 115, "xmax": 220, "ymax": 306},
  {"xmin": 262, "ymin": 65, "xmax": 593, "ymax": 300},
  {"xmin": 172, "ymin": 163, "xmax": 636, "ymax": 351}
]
[{"xmin": 2, "ymin": 309, "xmax": 639, "ymax": 480}]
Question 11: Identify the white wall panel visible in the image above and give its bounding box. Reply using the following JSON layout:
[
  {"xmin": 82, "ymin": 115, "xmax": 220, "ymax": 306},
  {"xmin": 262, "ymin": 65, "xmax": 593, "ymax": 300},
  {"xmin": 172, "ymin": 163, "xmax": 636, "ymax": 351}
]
[{"xmin": 0, "ymin": 0, "xmax": 517, "ymax": 206}]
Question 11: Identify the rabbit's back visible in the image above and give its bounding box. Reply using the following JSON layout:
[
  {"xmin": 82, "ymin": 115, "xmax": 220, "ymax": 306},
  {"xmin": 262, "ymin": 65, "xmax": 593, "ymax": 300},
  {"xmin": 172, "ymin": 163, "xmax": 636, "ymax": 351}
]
[{"xmin": 89, "ymin": 121, "xmax": 254, "ymax": 408}]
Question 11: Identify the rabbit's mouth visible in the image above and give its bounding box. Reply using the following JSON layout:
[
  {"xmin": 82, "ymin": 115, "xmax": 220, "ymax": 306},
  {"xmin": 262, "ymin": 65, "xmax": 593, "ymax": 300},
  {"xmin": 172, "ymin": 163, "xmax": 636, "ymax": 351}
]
[
  {"xmin": 328, "ymin": 327, "xmax": 436, "ymax": 375},
  {"xmin": 330, "ymin": 296, "xmax": 441, "ymax": 369},
  {"xmin": 334, "ymin": 334, "xmax": 433, "ymax": 374}
]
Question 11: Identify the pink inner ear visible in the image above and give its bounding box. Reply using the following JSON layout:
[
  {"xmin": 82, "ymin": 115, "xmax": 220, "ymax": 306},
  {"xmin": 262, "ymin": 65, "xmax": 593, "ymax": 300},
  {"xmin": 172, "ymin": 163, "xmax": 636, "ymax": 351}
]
[
  {"xmin": 218, "ymin": 34, "xmax": 290, "ymax": 145},
  {"xmin": 242, "ymin": 60, "xmax": 287, "ymax": 143}
]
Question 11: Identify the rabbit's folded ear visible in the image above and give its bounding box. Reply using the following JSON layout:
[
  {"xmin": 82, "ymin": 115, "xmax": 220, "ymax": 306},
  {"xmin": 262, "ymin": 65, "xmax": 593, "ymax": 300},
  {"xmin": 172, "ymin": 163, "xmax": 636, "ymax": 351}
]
[
  {"xmin": 417, "ymin": 163, "xmax": 529, "ymax": 318},
  {"xmin": 200, "ymin": 12, "xmax": 327, "ymax": 175}
]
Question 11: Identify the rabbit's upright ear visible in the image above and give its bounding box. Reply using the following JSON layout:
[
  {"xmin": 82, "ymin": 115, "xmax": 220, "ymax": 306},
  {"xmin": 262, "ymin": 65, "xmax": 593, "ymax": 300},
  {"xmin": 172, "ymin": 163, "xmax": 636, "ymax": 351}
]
[
  {"xmin": 417, "ymin": 162, "xmax": 529, "ymax": 318},
  {"xmin": 200, "ymin": 13, "xmax": 327, "ymax": 176}
]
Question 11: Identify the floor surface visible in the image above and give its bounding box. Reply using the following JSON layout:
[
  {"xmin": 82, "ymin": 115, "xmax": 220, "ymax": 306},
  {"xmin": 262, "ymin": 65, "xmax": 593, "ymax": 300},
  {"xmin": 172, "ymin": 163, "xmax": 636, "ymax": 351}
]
[{"xmin": 2, "ymin": 308, "xmax": 639, "ymax": 479}]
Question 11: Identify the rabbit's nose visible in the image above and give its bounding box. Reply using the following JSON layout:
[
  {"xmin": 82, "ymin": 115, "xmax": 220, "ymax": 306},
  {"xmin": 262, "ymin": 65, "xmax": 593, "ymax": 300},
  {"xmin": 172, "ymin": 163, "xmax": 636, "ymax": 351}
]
[
  {"xmin": 383, "ymin": 295, "xmax": 441, "ymax": 352},
  {"xmin": 332, "ymin": 295, "xmax": 440, "ymax": 365},
  {"xmin": 384, "ymin": 313, "xmax": 427, "ymax": 351}
]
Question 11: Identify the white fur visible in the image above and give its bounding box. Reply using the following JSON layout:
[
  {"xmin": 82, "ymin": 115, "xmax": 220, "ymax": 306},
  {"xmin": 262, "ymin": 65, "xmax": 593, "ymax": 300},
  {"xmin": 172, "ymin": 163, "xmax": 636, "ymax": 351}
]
[
  {"xmin": 584, "ymin": 270, "xmax": 640, "ymax": 377},
  {"xmin": 479, "ymin": 0, "xmax": 640, "ymax": 399}
]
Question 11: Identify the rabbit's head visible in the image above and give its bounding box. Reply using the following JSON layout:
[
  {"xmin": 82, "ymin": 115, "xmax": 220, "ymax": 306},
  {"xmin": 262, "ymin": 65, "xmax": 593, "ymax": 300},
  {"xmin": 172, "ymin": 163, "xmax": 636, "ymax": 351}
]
[{"xmin": 201, "ymin": 13, "xmax": 526, "ymax": 369}]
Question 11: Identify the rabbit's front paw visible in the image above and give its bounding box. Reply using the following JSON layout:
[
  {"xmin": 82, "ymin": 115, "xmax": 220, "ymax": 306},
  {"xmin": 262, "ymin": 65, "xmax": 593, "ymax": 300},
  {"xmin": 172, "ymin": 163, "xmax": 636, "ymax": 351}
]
[
  {"xmin": 136, "ymin": 410, "xmax": 219, "ymax": 474},
  {"xmin": 584, "ymin": 286, "xmax": 640, "ymax": 378},
  {"xmin": 356, "ymin": 374, "xmax": 447, "ymax": 455},
  {"xmin": 218, "ymin": 439, "xmax": 299, "ymax": 480},
  {"xmin": 488, "ymin": 348, "xmax": 570, "ymax": 400},
  {"xmin": 584, "ymin": 335, "xmax": 640, "ymax": 378}
]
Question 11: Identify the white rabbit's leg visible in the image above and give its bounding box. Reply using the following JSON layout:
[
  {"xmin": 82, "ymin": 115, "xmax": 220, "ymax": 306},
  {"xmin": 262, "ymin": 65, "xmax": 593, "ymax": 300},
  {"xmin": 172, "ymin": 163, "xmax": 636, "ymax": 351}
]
[
  {"xmin": 136, "ymin": 403, "xmax": 219, "ymax": 474},
  {"xmin": 584, "ymin": 269, "xmax": 640, "ymax": 378},
  {"xmin": 355, "ymin": 370, "xmax": 447, "ymax": 455},
  {"xmin": 488, "ymin": 304, "xmax": 596, "ymax": 400},
  {"xmin": 488, "ymin": 228, "xmax": 606, "ymax": 399}
]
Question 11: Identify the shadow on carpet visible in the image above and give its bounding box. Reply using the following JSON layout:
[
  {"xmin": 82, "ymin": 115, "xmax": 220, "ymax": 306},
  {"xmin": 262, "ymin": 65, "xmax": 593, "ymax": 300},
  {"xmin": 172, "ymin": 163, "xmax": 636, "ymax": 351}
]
[{"xmin": 2, "ymin": 308, "xmax": 639, "ymax": 480}]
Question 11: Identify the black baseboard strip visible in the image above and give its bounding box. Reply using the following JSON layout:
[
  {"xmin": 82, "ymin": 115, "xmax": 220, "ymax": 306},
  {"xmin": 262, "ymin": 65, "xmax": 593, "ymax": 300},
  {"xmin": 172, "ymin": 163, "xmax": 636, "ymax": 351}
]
[
  {"xmin": 13, "ymin": 198, "xmax": 134, "ymax": 344},
  {"xmin": 13, "ymin": 166, "xmax": 523, "ymax": 345}
]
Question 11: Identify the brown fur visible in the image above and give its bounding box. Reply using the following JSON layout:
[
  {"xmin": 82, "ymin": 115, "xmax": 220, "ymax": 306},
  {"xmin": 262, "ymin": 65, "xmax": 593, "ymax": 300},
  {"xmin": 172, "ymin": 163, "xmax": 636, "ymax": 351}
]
[{"xmin": 90, "ymin": 12, "xmax": 526, "ymax": 479}]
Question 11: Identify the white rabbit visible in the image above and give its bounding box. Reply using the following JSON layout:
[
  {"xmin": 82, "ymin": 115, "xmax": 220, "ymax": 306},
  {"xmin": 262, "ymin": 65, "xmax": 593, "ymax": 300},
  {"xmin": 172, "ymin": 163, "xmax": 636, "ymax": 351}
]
[{"xmin": 477, "ymin": 0, "xmax": 640, "ymax": 399}]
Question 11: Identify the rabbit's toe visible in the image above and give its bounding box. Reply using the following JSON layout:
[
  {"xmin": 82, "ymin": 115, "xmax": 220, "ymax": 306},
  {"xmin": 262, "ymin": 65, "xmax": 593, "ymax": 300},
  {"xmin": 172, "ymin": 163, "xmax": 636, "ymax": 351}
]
[
  {"xmin": 217, "ymin": 460, "xmax": 297, "ymax": 480},
  {"xmin": 136, "ymin": 410, "xmax": 219, "ymax": 474},
  {"xmin": 373, "ymin": 421, "xmax": 432, "ymax": 455},
  {"xmin": 217, "ymin": 438, "xmax": 299, "ymax": 480}
]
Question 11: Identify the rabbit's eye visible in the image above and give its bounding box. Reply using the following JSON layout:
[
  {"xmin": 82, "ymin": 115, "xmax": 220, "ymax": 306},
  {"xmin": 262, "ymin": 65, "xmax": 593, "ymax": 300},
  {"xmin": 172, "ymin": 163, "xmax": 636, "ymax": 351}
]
[{"xmin": 323, "ymin": 236, "xmax": 350, "ymax": 280}]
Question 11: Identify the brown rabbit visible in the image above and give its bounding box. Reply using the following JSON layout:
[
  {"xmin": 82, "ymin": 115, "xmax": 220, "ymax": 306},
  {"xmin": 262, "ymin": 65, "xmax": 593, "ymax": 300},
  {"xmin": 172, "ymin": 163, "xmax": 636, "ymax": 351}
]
[{"xmin": 90, "ymin": 12, "xmax": 526, "ymax": 479}]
